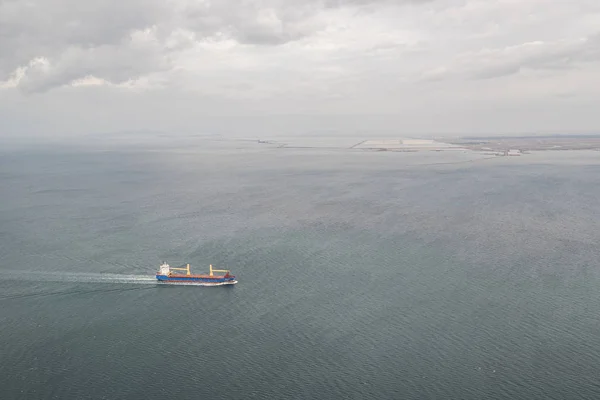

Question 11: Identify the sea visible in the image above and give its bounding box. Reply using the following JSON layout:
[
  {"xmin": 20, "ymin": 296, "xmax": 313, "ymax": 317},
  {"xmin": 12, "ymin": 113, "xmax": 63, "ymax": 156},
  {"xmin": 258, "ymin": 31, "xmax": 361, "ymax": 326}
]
[{"xmin": 1, "ymin": 135, "xmax": 600, "ymax": 399}]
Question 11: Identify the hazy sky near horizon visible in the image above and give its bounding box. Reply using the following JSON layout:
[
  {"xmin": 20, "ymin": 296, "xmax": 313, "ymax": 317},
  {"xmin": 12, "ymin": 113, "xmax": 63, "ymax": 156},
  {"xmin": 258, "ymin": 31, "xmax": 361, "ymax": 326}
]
[{"xmin": 1, "ymin": 0, "xmax": 599, "ymax": 137}]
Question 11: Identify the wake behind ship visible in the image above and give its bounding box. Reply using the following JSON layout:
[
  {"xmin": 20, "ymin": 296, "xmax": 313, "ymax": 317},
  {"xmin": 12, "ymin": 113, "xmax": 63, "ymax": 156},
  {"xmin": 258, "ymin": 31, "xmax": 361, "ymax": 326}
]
[{"xmin": 156, "ymin": 262, "xmax": 237, "ymax": 286}]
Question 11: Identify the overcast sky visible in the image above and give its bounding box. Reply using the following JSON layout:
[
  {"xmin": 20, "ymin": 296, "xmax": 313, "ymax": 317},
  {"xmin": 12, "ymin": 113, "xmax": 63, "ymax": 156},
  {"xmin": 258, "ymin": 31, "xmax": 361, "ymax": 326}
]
[{"xmin": 1, "ymin": 0, "xmax": 599, "ymax": 137}]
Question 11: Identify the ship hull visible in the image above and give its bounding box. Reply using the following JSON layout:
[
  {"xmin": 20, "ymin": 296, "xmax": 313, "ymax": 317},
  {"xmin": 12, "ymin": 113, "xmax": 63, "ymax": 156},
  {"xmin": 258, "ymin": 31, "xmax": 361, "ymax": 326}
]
[{"xmin": 155, "ymin": 274, "xmax": 237, "ymax": 286}]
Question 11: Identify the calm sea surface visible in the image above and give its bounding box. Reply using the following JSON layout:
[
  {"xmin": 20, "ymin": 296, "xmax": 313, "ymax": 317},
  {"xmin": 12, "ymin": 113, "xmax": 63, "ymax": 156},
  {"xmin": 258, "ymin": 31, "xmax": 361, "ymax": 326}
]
[{"xmin": 2, "ymin": 138, "xmax": 600, "ymax": 399}]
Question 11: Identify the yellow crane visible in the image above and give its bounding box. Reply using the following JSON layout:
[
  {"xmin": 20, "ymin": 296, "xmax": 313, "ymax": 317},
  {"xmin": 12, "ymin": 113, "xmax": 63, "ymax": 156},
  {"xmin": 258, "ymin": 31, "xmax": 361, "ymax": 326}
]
[
  {"xmin": 169, "ymin": 264, "xmax": 191, "ymax": 276},
  {"xmin": 209, "ymin": 264, "xmax": 231, "ymax": 276}
]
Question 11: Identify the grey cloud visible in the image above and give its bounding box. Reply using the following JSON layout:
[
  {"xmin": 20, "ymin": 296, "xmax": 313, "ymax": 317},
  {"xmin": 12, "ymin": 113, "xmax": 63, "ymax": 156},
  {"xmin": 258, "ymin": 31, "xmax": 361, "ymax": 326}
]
[
  {"xmin": 322, "ymin": 0, "xmax": 431, "ymax": 6},
  {"xmin": 473, "ymin": 35, "xmax": 600, "ymax": 79},
  {"xmin": 181, "ymin": 2, "xmax": 323, "ymax": 46},
  {"xmin": 2, "ymin": 0, "xmax": 600, "ymax": 137},
  {"xmin": 422, "ymin": 33, "xmax": 600, "ymax": 82},
  {"xmin": 17, "ymin": 39, "xmax": 171, "ymax": 93},
  {"xmin": 0, "ymin": 0, "xmax": 167, "ymax": 69},
  {"xmin": 2, "ymin": 0, "xmax": 600, "ymax": 139},
  {"xmin": 0, "ymin": 0, "xmax": 426, "ymax": 92},
  {"xmin": 178, "ymin": 0, "xmax": 426, "ymax": 46}
]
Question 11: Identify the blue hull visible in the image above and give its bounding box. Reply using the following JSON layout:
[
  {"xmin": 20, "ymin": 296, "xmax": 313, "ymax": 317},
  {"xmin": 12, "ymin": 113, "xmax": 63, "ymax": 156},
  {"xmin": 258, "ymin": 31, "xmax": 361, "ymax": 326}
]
[{"xmin": 155, "ymin": 275, "xmax": 236, "ymax": 284}]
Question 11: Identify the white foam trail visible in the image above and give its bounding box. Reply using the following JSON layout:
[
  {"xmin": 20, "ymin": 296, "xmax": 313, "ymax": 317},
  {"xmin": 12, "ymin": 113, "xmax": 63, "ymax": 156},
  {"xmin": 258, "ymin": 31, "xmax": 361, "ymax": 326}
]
[{"xmin": 2, "ymin": 270, "xmax": 158, "ymax": 285}]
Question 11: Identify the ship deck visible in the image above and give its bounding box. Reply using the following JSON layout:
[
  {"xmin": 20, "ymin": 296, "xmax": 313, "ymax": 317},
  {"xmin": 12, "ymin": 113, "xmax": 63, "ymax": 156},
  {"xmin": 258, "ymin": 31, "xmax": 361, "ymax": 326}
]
[{"xmin": 163, "ymin": 274, "xmax": 229, "ymax": 279}]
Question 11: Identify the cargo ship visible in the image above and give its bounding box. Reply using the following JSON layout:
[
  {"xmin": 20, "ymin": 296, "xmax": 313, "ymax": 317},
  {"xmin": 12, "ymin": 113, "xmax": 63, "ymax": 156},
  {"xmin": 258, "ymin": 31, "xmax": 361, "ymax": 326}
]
[{"xmin": 155, "ymin": 262, "xmax": 237, "ymax": 286}]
